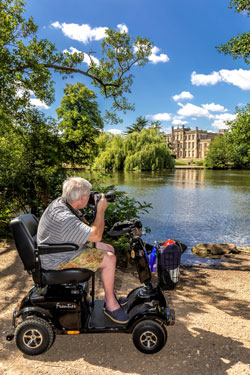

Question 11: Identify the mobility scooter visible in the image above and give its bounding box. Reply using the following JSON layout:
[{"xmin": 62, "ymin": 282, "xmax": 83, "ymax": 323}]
[{"xmin": 6, "ymin": 214, "xmax": 175, "ymax": 355}]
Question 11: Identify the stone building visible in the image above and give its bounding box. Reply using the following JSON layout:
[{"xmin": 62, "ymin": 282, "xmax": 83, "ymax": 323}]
[{"xmin": 165, "ymin": 125, "xmax": 225, "ymax": 159}]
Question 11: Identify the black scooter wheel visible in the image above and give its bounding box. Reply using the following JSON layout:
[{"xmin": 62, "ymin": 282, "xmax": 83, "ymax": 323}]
[
  {"xmin": 15, "ymin": 317, "xmax": 54, "ymax": 356},
  {"xmin": 132, "ymin": 320, "xmax": 167, "ymax": 354}
]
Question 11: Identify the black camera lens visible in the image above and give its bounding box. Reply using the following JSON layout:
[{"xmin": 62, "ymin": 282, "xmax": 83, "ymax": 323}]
[{"xmin": 88, "ymin": 191, "xmax": 116, "ymax": 205}]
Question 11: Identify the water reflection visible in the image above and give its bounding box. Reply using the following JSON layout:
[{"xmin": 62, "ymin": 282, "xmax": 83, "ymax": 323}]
[
  {"xmin": 75, "ymin": 169, "xmax": 250, "ymax": 264},
  {"xmin": 170, "ymin": 169, "xmax": 205, "ymax": 188}
]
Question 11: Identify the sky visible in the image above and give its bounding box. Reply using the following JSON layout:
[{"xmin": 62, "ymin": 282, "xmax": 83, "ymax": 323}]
[{"xmin": 24, "ymin": 0, "xmax": 250, "ymax": 134}]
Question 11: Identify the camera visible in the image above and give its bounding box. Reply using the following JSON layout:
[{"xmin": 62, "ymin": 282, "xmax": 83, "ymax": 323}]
[{"xmin": 88, "ymin": 190, "xmax": 116, "ymax": 206}]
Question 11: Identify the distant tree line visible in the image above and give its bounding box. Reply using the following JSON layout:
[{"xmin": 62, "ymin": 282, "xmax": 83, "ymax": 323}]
[{"xmin": 205, "ymin": 105, "xmax": 250, "ymax": 169}]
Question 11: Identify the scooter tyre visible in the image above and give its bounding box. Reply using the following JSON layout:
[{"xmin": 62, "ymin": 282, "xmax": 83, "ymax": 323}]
[
  {"xmin": 132, "ymin": 319, "xmax": 167, "ymax": 354},
  {"xmin": 15, "ymin": 317, "xmax": 54, "ymax": 356}
]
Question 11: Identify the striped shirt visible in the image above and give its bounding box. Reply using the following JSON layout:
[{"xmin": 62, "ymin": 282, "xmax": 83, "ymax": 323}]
[{"xmin": 37, "ymin": 198, "xmax": 92, "ymax": 270}]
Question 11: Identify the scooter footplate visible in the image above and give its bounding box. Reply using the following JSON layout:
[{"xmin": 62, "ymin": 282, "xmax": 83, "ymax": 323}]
[{"xmin": 88, "ymin": 300, "xmax": 127, "ymax": 329}]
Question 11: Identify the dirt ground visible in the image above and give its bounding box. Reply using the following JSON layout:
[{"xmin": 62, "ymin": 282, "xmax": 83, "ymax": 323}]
[{"xmin": 0, "ymin": 240, "xmax": 250, "ymax": 375}]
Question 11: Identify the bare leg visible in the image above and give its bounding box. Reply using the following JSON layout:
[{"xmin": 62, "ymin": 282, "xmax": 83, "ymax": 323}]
[
  {"xmin": 98, "ymin": 249, "xmax": 120, "ymax": 311},
  {"xmin": 95, "ymin": 242, "xmax": 115, "ymax": 254}
]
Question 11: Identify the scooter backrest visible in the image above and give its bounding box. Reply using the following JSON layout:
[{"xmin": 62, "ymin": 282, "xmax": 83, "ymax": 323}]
[{"xmin": 10, "ymin": 214, "xmax": 39, "ymax": 271}]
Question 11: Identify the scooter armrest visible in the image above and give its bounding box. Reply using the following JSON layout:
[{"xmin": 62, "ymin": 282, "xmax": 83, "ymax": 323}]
[{"xmin": 38, "ymin": 243, "xmax": 79, "ymax": 255}]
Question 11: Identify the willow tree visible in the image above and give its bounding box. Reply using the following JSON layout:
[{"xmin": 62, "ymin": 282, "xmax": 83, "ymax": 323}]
[{"xmin": 93, "ymin": 128, "xmax": 174, "ymax": 171}]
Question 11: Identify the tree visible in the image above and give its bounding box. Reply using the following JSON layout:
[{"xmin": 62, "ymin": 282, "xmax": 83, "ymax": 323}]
[
  {"xmin": 205, "ymin": 105, "xmax": 250, "ymax": 169},
  {"xmin": 0, "ymin": 0, "xmax": 152, "ymax": 123},
  {"xmin": 124, "ymin": 128, "xmax": 173, "ymax": 170},
  {"xmin": 57, "ymin": 83, "xmax": 103, "ymax": 166},
  {"xmin": 216, "ymin": 1, "xmax": 250, "ymax": 63},
  {"xmin": 226, "ymin": 104, "xmax": 250, "ymax": 168},
  {"xmin": 0, "ymin": 0, "xmax": 153, "ymax": 234},
  {"xmin": 205, "ymin": 135, "xmax": 230, "ymax": 169},
  {"xmin": 93, "ymin": 134, "xmax": 125, "ymax": 170},
  {"xmin": 0, "ymin": 109, "xmax": 66, "ymax": 218},
  {"xmin": 125, "ymin": 116, "xmax": 149, "ymax": 134},
  {"xmin": 93, "ymin": 128, "xmax": 174, "ymax": 171}
]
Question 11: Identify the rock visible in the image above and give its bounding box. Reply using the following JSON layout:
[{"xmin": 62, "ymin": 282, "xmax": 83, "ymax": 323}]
[
  {"xmin": 191, "ymin": 243, "xmax": 239, "ymax": 258},
  {"xmin": 236, "ymin": 246, "xmax": 250, "ymax": 254}
]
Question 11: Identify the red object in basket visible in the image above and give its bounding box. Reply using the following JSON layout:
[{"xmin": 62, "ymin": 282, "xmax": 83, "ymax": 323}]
[{"xmin": 163, "ymin": 239, "xmax": 175, "ymax": 247}]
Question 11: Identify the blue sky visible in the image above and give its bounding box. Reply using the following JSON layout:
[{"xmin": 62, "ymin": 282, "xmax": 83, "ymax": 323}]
[{"xmin": 25, "ymin": 0, "xmax": 250, "ymax": 134}]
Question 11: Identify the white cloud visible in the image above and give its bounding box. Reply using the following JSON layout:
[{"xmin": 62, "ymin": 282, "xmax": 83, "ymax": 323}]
[
  {"xmin": 191, "ymin": 71, "xmax": 221, "ymax": 86},
  {"xmin": 211, "ymin": 113, "xmax": 237, "ymax": 129},
  {"xmin": 51, "ymin": 21, "xmax": 61, "ymax": 29},
  {"xmin": 151, "ymin": 113, "xmax": 172, "ymax": 121},
  {"xmin": 117, "ymin": 23, "xmax": 128, "ymax": 33},
  {"xmin": 191, "ymin": 69, "xmax": 250, "ymax": 90},
  {"xmin": 63, "ymin": 47, "xmax": 99, "ymax": 65},
  {"xmin": 51, "ymin": 22, "xmax": 108, "ymax": 44},
  {"xmin": 171, "ymin": 115, "xmax": 188, "ymax": 125},
  {"xmin": 172, "ymin": 119, "xmax": 188, "ymax": 125},
  {"xmin": 16, "ymin": 87, "xmax": 49, "ymax": 109},
  {"xmin": 202, "ymin": 103, "xmax": 227, "ymax": 112},
  {"xmin": 177, "ymin": 103, "xmax": 210, "ymax": 118},
  {"xmin": 162, "ymin": 126, "xmax": 172, "ymax": 133},
  {"xmin": 220, "ymin": 69, "xmax": 250, "ymax": 90},
  {"xmin": 148, "ymin": 46, "xmax": 170, "ymax": 64},
  {"xmin": 172, "ymin": 91, "xmax": 194, "ymax": 102},
  {"xmin": 107, "ymin": 129, "xmax": 123, "ymax": 135},
  {"xmin": 30, "ymin": 98, "xmax": 49, "ymax": 109},
  {"xmin": 52, "ymin": 21, "xmax": 129, "ymax": 44}
]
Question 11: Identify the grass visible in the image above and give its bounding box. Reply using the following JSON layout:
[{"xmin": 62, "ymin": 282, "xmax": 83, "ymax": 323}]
[{"xmin": 175, "ymin": 158, "xmax": 205, "ymax": 166}]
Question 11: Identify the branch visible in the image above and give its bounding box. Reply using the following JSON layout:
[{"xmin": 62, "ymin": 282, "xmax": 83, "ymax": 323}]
[{"xmin": 11, "ymin": 63, "xmax": 121, "ymax": 93}]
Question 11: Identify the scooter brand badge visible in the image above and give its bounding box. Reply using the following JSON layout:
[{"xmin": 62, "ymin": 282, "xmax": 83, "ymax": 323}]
[
  {"xmin": 131, "ymin": 250, "xmax": 135, "ymax": 259},
  {"xmin": 56, "ymin": 303, "xmax": 76, "ymax": 309}
]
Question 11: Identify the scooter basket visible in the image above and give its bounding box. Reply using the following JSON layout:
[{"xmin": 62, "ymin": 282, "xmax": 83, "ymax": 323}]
[{"xmin": 157, "ymin": 243, "xmax": 182, "ymax": 290}]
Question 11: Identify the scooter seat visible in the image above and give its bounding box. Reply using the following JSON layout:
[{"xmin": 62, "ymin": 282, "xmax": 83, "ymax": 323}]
[{"xmin": 41, "ymin": 268, "xmax": 93, "ymax": 285}]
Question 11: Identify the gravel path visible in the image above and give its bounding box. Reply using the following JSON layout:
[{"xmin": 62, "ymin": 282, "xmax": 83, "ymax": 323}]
[{"xmin": 0, "ymin": 240, "xmax": 250, "ymax": 375}]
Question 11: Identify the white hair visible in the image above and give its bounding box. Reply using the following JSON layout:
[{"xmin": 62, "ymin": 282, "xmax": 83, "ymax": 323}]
[{"xmin": 62, "ymin": 177, "xmax": 92, "ymax": 202}]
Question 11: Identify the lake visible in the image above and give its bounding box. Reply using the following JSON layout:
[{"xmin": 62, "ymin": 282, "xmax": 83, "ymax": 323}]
[{"xmin": 102, "ymin": 169, "xmax": 250, "ymax": 265}]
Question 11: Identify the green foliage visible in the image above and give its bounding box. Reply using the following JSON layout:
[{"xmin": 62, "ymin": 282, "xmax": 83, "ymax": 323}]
[
  {"xmin": 93, "ymin": 128, "xmax": 174, "ymax": 171},
  {"xmin": 205, "ymin": 135, "xmax": 230, "ymax": 169},
  {"xmin": 216, "ymin": 1, "xmax": 250, "ymax": 64},
  {"xmin": 125, "ymin": 117, "xmax": 162, "ymax": 134},
  {"xmin": 125, "ymin": 116, "xmax": 149, "ymax": 134},
  {"xmin": 0, "ymin": 109, "xmax": 66, "ymax": 224},
  {"xmin": 82, "ymin": 184, "xmax": 152, "ymax": 266},
  {"xmin": 205, "ymin": 105, "xmax": 250, "ymax": 169},
  {"xmin": 89, "ymin": 29, "xmax": 152, "ymax": 123},
  {"xmin": 0, "ymin": 0, "xmax": 153, "ymax": 124},
  {"xmin": 57, "ymin": 83, "xmax": 103, "ymax": 166},
  {"xmin": 226, "ymin": 104, "xmax": 250, "ymax": 168}
]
